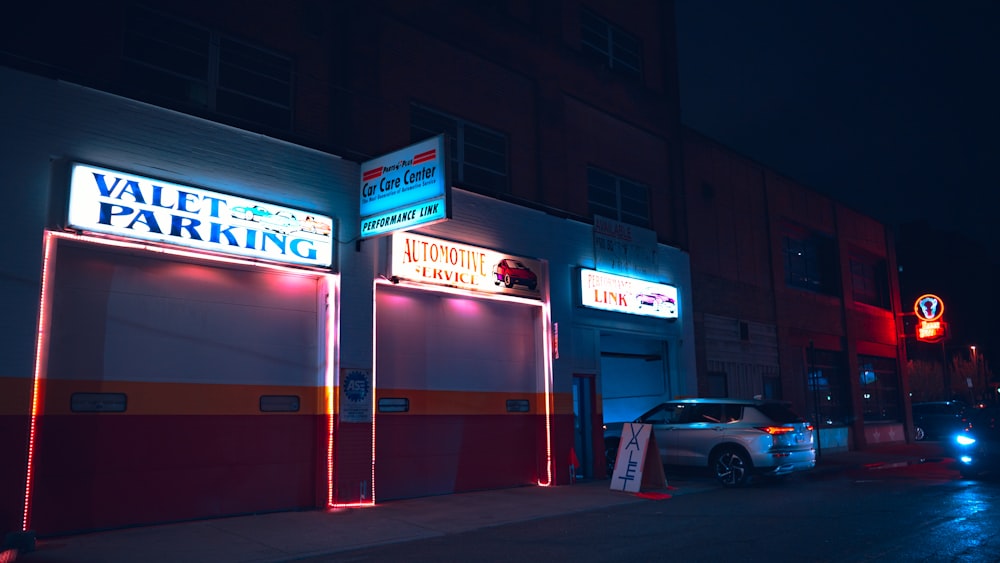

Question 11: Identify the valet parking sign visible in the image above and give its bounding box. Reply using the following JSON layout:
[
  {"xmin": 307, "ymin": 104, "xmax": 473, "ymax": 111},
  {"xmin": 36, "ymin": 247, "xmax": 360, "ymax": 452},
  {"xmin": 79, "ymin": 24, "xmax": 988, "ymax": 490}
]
[
  {"xmin": 359, "ymin": 135, "xmax": 450, "ymax": 239},
  {"xmin": 67, "ymin": 163, "xmax": 334, "ymax": 268}
]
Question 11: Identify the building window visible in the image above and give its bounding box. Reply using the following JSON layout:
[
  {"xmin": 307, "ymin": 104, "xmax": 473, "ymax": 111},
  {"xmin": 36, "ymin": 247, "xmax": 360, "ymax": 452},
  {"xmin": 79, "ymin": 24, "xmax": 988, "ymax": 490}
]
[
  {"xmin": 122, "ymin": 5, "xmax": 293, "ymax": 130},
  {"xmin": 410, "ymin": 104, "xmax": 508, "ymax": 194},
  {"xmin": 762, "ymin": 375, "xmax": 782, "ymax": 400},
  {"xmin": 806, "ymin": 348, "xmax": 850, "ymax": 426},
  {"xmin": 587, "ymin": 167, "xmax": 650, "ymax": 228},
  {"xmin": 706, "ymin": 371, "xmax": 728, "ymax": 398},
  {"xmin": 580, "ymin": 8, "xmax": 642, "ymax": 79},
  {"xmin": 783, "ymin": 230, "xmax": 839, "ymax": 295},
  {"xmin": 859, "ymin": 355, "xmax": 901, "ymax": 422},
  {"xmin": 850, "ymin": 254, "xmax": 891, "ymax": 309},
  {"xmin": 739, "ymin": 320, "xmax": 750, "ymax": 342}
]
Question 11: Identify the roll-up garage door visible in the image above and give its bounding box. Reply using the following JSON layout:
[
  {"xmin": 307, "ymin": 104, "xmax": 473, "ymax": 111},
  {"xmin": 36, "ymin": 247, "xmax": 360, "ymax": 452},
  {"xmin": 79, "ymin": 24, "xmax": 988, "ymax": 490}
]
[
  {"xmin": 374, "ymin": 286, "xmax": 544, "ymax": 500},
  {"xmin": 29, "ymin": 240, "xmax": 327, "ymax": 535}
]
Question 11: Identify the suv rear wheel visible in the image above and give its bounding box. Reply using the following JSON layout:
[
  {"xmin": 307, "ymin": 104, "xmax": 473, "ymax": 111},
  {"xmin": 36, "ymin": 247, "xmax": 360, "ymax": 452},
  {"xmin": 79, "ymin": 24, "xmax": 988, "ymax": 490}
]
[{"xmin": 712, "ymin": 447, "xmax": 752, "ymax": 487}]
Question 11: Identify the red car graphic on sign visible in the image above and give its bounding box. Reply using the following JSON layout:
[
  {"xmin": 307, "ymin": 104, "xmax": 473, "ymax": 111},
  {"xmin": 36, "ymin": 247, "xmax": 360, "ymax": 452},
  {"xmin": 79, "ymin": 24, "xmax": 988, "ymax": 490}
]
[{"xmin": 493, "ymin": 259, "xmax": 537, "ymax": 290}]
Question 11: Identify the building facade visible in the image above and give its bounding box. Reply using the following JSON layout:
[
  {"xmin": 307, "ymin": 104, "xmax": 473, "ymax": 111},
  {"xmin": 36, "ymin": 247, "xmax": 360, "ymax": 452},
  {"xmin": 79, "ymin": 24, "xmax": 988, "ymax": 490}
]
[
  {"xmin": 682, "ymin": 129, "xmax": 911, "ymax": 452},
  {"xmin": 1, "ymin": 0, "xmax": 906, "ymax": 542}
]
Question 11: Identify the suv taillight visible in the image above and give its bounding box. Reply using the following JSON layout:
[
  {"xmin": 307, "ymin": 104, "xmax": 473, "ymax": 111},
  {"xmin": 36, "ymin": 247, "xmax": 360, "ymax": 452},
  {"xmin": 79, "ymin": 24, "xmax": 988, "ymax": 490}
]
[{"xmin": 756, "ymin": 426, "xmax": 795, "ymax": 435}]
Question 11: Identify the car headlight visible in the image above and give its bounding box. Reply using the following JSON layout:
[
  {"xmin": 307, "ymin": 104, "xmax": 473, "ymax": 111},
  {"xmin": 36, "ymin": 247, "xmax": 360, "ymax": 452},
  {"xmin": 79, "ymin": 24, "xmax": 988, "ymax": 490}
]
[{"xmin": 955, "ymin": 435, "xmax": 976, "ymax": 446}]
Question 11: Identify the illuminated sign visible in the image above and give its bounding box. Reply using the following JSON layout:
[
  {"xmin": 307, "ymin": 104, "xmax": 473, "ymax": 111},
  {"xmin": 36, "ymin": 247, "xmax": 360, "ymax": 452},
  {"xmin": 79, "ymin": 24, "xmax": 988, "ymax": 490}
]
[
  {"xmin": 917, "ymin": 320, "xmax": 947, "ymax": 342},
  {"xmin": 389, "ymin": 232, "xmax": 542, "ymax": 298},
  {"xmin": 914, "ymin": 294, "xmax": 944, "ymax": 322},
  {"xmin": 67, "ymin": 163, "xmax": 334, "ymax": 268},
  {"xmin": 913, "ymin": 294, "xmax": 947, "ymax": 342},
  {"xmin": 360, "ymin": 135, "xmax": 450, "ymax": 239},
  {"xmin": 580, "ymin": 268, "xmax": 679, "ymax": 319}
]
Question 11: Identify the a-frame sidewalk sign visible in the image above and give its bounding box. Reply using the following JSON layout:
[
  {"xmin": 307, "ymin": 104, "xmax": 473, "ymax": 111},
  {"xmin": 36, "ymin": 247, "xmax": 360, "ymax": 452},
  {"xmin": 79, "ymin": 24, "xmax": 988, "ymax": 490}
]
[{"xmin": 609, "ymin": 422, "xmax": 668, "ymax": 493}]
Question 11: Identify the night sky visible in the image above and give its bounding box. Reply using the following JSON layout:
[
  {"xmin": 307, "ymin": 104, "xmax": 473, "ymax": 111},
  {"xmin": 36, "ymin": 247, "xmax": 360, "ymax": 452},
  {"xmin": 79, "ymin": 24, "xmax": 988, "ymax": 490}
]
[{"xmin": 674, "ymin": 1, "xmax": 1000, "ymax": 261}]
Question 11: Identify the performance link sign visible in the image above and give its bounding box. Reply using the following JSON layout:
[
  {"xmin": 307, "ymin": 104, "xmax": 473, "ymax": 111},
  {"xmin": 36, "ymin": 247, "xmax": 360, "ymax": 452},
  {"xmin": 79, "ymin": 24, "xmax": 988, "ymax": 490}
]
[
  {"xmin": 359, "ymin": 135, "xmax": 450, "ymax": 239},
  {"xmin": 67, "ymin": 163, "xmax": 334, "ymax": 268}
]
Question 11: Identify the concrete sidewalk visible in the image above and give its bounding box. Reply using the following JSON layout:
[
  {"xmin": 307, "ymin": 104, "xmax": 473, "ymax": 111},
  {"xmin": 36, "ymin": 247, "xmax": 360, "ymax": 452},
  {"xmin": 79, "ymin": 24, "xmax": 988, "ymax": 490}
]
[{"xmin": 12, "ymin": 441, "xmax": 948, "ymax": 563}]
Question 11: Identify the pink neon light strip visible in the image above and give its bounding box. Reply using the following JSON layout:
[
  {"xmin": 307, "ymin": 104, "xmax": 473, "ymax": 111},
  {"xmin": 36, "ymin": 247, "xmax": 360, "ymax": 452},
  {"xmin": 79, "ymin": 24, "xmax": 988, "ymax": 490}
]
[
  {"xmin": 22, "ymin": 231, "xmax": 57, "ymax": 531},
  {"xmin": 371, "ymin": 278, "xmax": 555, "ymax": 490},
  {"xmin": 22, "ymin": 230, "xmax": 339, "ymax": 527}
]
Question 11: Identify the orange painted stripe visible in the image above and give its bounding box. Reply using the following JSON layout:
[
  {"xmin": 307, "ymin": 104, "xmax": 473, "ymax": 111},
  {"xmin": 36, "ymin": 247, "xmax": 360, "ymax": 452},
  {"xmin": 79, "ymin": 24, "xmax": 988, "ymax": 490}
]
[
  {"xmin": 0, "ymin": 377, "xmax": 33, "ymax": 415},
  {"xmin": 28, "ymin": 380, "xmax": 573, "ymax": 418},
  {"xmin": 551, "ymin": 391, "xmax": 573, "ymax": 416},
  {"xmin": 375, "ymin": 388, "xmax": 570, "ymax": 416},
  {"xmin": 38, "ymin": 379, "xmax": 326, "ymax": 416}
]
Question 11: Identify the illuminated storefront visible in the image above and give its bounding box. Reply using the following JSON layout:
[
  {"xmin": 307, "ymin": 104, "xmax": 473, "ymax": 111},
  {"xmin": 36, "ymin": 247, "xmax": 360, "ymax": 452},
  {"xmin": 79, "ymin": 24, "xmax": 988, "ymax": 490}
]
[
  {"xmin": 24, "ymin": 166, "xmax": 340, "ymax": 535},
  {"xmin": 369, "ymin": 232, "xmax": 554, "ymax": 499},
  {"xmin": 3, "ymin": 68, "xmax": 354, "ymax": 536},
  {"xmin": 3, "ymin": 67, "xmax": 696, "ymax": 537}
]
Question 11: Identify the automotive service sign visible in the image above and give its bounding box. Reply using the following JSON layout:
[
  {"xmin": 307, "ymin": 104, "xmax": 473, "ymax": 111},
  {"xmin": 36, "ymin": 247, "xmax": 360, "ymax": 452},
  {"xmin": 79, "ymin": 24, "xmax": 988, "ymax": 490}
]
[
  {"xmin": 389, "ymin": 232, "xmax": 543, "ymax": 298},
  {"xmin": 360, "ymin": 135, "xmax": 450, "ymax": 239},
  {"xmin": 67, "ymin": 163, "xmax": 334, "ymax": 267},
  {"xmin": 580, "ymin": 268, "xmax": 679, "ymax": 319}
]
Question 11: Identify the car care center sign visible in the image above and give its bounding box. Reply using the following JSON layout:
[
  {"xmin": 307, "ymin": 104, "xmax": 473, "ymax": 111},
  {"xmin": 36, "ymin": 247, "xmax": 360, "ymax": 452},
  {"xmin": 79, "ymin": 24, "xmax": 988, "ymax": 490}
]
[
  {"xmin": 390, "ymin": 232, "xmax": 543, "ymax": 298},
  {"xmin": 360, "ymin": 135, "xmax": 450, "ymax": 239},
  {"xmin": 580, "ymin": 268, "xmax": 678, "ymax": 319},
  {"xmin": 67, "ymin": 163, "xmax": 334, "ymax": 267}
]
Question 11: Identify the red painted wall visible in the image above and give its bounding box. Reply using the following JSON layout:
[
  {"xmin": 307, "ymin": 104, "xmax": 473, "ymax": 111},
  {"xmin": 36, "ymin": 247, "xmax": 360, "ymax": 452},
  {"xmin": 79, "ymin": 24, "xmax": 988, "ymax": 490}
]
[{"xmin": 28, "ymin": 414, "xmax": 319, "ymax": 536}]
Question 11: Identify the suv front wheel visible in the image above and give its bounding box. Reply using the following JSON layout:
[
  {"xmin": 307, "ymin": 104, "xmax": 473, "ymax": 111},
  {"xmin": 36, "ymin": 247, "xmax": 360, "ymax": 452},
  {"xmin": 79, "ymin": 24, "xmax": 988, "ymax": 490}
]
[{"xmin": 712, "ymin": 447, "xmax": 752, "ymax": 487}]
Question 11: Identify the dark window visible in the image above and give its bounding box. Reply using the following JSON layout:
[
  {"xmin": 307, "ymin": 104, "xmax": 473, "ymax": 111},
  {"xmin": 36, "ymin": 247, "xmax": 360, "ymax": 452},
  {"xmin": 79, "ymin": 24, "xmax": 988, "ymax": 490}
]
[
  {"xmin": 588, "ymin": 167, "xmax": 650, "ymax": 228},
  {"xmin": 580, "ymin": 8, "xmax": 642, "ymax": 79},
  {"xmin": 850, "ymin": 254, "xmax": 891, "ymax": 309},
  {"xmin": 122, "ymin": 5, "xmax": 293, "ymax": 130},
  {"xmin": 411, "ymin": 104, "xmax": 508, "ymax": 194},
  {"xmin": 762, "ymin": 376, "xmax": 782, "ymax": 400},
  {"xmin": 783, "ymin": 230, "xmax": 839, "ymax": 295},
  {"xmin": 859, "ymin": 355, "xmax": 901, "ymax": 422},
  {"xmin": 706, "ymin": 371, "xmax": 728, "ymax": 398},
  {"xmin": 739, "ymin": 321, "xmax": 750, "ymax": 341},
  {"xmin": 806, "ymin": 348, "xmax": 850, "ymax": 426}
]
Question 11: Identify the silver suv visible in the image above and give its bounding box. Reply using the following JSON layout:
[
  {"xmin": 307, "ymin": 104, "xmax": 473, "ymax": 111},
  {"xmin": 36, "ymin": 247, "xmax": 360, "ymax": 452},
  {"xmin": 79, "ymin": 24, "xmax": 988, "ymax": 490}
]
[{"xmin": 604, "ymin": 398, "xmax": 816, "ymax": 486}]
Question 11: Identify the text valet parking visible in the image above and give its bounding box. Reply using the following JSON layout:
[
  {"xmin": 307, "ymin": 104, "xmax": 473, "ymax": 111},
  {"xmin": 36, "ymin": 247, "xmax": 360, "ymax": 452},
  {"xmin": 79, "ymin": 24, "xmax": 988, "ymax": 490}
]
[{"xmin": 67, "ymin": 163, "xmax": 334, "ymax": 268}]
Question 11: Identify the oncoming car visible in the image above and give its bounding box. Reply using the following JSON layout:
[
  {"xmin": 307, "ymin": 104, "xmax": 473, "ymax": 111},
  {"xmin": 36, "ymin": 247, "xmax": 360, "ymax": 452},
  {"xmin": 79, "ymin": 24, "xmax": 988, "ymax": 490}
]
[
  {"xmin": 949, "ymin": 406, "xmax": 1000, "ymax": 479},
  {"xmin": 911, "ymin": 400, "xmax": 970, "ymax": 441},
  {"xmin": 604, "ymin": 398, "xmax": 816, "ymax": 487}
]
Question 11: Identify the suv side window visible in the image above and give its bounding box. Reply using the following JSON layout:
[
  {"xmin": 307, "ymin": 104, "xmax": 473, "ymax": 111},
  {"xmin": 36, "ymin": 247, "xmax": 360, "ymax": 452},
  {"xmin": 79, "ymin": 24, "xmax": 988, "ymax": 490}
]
[
  {"xmin": 642, "ymin": 404, "xmax": 678, "ymax": 424},
  {"xmin": 722, "ymin": 404, "xmax": 742, "ymax": 423},
  {"xmin": 677, "ymin": 404, "xmax": 724, "ymax": 424}
]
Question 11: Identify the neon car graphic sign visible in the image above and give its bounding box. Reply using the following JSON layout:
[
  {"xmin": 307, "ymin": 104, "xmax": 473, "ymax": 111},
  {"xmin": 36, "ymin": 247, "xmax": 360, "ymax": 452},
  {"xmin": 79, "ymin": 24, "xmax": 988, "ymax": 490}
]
[
  {"xmin": 67, "ymin": 163, "xmax": 334, "ymax": 268},
  {"xmin": 580, "ymin": 268, "xmax": 679, "ymax": 319}
]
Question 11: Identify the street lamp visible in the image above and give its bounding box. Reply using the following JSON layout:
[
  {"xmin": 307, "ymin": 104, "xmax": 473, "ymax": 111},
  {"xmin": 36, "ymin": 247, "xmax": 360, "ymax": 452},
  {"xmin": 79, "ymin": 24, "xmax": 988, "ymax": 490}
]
[{"xmin": 971, "ymin": 345, "xmax": 983, "ymax": 405}]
